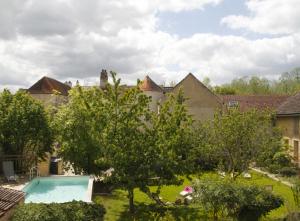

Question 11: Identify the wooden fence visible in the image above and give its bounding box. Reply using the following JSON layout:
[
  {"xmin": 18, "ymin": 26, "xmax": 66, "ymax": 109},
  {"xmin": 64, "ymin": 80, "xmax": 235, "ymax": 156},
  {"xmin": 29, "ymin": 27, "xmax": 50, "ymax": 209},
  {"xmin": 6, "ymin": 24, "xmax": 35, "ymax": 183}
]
[{"xmin": 0, "ymin": 155, "xmax": 35, "ymax": 175}]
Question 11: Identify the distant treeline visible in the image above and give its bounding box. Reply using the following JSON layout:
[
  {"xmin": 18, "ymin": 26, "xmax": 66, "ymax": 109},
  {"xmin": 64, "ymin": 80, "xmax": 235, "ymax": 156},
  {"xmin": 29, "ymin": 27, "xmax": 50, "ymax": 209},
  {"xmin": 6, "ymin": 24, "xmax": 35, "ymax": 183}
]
[{"xmin": 206, "ymin": 67, "xmax": 300, "ymax": 95}]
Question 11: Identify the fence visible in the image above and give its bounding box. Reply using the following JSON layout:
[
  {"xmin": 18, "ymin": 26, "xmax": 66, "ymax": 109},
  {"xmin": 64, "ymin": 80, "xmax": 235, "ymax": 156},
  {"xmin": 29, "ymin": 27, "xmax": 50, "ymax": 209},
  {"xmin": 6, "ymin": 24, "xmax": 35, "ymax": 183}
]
[{"xmin": 0, "ymin": 155, "xmax": 35, "ymax": 175}]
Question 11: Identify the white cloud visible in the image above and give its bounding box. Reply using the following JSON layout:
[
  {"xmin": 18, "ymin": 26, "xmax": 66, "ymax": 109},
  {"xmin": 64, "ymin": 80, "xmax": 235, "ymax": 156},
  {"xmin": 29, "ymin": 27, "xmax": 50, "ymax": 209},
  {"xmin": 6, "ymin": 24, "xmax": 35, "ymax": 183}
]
[
  {"xmin": 161, "ymin": 33, "xmax": 300, "ymax": 84},
  {"xmin": 1, "ymin": 0, "xmax": 300, "ymax": 91},
  {"xmin": 221, "ymin": 0, "xmax": 300, "ymax": 35}
]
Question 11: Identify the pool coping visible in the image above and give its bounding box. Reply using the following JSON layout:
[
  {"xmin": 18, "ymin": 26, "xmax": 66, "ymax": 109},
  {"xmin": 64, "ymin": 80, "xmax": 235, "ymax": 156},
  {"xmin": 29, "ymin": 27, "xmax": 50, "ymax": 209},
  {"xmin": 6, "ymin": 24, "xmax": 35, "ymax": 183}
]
[{"xmin": 87, "ymin": 176, "xmax": 94, "ymax": 202}]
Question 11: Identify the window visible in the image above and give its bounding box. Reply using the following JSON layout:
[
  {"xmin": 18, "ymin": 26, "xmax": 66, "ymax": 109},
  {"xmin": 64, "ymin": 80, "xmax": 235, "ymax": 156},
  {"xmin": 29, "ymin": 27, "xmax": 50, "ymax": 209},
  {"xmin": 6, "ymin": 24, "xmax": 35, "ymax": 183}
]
[
  {"xmin": 293, "ymin": 117, "xmax": 300, "ymax": 136},
  {"xmin": 228, "ymin": 100, "xmax": 239, "ymax": 108},
  {"xmin": 294, "ymin": 140, "xmax": 299, "ymax": 162},
  {"xmin": 284, "ymin": 138, "xmax": 289, "ymax": 148}
]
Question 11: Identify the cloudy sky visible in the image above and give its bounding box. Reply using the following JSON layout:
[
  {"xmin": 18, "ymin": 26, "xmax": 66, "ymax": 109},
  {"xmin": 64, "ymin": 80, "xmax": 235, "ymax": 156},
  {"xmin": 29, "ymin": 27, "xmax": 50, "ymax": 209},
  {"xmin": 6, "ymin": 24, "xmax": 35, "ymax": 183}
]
[{"xmin": 1, "ymin": 0, "xmax": 300, "ymax": 90}]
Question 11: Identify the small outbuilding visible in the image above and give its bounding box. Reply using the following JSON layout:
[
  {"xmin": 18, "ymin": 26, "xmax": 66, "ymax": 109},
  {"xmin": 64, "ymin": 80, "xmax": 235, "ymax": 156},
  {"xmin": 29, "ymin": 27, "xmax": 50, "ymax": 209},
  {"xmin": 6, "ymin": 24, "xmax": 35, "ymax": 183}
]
[{"xmin": 0, "ymin": 187, "xmax": 25, "ymax": 221}]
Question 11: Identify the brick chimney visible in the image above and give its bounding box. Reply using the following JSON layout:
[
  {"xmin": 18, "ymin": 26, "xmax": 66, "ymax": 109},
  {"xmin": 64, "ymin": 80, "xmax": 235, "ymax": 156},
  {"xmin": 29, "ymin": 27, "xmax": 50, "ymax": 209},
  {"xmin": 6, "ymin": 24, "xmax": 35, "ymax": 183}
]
[{"xmin": 100, "ymin": 69, "xmax": 108, "ymax": 89}]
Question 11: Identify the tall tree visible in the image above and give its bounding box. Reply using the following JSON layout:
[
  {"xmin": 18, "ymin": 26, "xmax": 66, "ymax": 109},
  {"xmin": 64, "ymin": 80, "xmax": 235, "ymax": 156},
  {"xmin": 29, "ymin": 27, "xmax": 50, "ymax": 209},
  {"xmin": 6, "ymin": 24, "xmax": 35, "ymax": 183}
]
[
  {"xmin": 55, "ymin": 72, "xmax": 195, "ymax": 213},
  {"xmin": 0, "ymin": 89, "xmax": 53, "ymax": 164},
  {"xmin": 100, "ymin": 74, "xmax": 194, "ymax": 213},
  {"xmin": 211, "ymin": 108, "xmax": 281, "ymax": 179},
  {"xmin": 53, "ymin": 86, "xmax": 108, "ymax": 174}
]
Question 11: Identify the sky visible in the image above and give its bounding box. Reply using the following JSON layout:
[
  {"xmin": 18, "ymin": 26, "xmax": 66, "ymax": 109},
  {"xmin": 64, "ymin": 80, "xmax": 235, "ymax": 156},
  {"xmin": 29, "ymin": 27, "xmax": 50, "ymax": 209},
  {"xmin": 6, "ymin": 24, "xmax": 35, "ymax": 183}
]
[{"xmin": 1, "ymin": 0, "xmax": 300, "ymax": 91}]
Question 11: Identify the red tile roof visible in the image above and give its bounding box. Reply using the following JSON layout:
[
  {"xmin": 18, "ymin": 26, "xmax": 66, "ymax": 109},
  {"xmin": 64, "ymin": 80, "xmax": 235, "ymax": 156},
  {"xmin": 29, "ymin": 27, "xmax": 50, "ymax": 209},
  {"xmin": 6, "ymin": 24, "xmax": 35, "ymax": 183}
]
[
  {"xmin": 139, "ymin": 76, "xmax": 163, "ymax": 92},
  {"xmin": 221, "ymin": 95, "xmax": 289, "ymax": 112},
  {"xmin": 277, "ymin": 92, "xmax": 300, "ymax": 116},
  {"xmin": 28, "ymin": 76, "xmax": 71, "ymax": 96},
  {"xmin": 0, "ymin": 187, "xmax": 25, "ymax": 217}
]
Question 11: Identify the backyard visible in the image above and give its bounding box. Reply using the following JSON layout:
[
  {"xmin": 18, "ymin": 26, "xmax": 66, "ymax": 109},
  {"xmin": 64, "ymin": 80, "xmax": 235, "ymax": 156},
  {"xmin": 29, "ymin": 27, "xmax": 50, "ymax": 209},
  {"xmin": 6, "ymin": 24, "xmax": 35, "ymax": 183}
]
[{"xmin": 94, "ymin": 170, "xmax": 297, "ymax": 221}]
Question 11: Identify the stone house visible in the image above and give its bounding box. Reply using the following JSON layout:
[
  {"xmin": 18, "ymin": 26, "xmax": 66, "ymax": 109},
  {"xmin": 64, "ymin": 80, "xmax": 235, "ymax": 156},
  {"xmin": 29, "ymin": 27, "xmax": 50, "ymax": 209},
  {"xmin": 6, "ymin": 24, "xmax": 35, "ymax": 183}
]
[
  {"xmin": 100, "ymin": 70, "xmax": 223, "ymax": 122},
  {"xmin": 26, "ymin": 76, "xmax": 70, "ymax": 176},
  {"xmin": 276, "ymin": 92, "xmax": 300, "ymax": 166},
  {"xmin": 27, "ymin": 76, "xmax": 71, "ymax": 106}
]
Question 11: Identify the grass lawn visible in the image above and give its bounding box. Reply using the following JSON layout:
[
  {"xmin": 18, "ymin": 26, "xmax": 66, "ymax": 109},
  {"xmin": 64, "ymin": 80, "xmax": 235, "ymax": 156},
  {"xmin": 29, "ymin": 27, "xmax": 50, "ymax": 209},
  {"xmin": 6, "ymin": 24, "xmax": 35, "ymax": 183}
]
[{"xmin": 94, "ymin": 170, "xmax": 298, "ymax": 221}]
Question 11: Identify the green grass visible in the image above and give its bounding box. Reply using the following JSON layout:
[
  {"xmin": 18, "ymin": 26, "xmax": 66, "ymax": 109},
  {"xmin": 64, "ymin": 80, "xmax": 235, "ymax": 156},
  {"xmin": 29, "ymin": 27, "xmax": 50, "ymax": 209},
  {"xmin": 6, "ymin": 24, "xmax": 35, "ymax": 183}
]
[{"xmin": 94, "ymin": 170, "xmax": 298, "ymax": 221}]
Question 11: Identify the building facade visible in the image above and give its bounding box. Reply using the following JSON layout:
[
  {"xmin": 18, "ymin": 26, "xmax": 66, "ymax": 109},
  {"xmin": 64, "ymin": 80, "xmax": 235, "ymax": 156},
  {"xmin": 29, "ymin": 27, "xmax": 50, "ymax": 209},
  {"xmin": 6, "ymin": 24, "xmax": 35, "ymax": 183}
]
[{"xmin": 276, "ymin": 93, "xmax": 300, "ymax": 166}]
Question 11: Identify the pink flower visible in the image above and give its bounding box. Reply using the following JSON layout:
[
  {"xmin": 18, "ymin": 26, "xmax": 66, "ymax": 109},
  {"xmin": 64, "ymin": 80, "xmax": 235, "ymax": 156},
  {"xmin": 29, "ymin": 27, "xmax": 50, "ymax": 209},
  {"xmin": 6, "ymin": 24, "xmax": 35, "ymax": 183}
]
[{"xmin": 184, "ymin": 186, "xmax": 193, "ymax": 193}]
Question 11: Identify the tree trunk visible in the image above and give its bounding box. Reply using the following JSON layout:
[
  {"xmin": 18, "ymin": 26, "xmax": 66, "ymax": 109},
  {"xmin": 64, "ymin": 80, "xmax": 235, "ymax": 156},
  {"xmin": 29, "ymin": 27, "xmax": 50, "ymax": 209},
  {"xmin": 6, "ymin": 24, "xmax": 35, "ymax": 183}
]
[{"xmin": 128, "ymin": 188, "xmax": 135, "ymax": 214}]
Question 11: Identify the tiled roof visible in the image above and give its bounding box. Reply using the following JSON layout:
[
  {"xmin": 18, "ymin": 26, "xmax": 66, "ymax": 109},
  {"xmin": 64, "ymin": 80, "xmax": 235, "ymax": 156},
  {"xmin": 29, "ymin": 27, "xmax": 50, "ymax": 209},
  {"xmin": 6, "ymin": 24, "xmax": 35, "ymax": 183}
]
[
  {"xmin": 277, "ymin": 92, "xmax": 300, "ymax": 116},
  {"xmin": 28, "ymin": 76, "xmax": 71, "ymax": 96},
  {"xmin": 139, "ymin": 76, "xmax": 163, "ymax": 92},
  {"xmin": 0, "ymin": 187, "xmax": 25, "ymax": 217},
  {"xmin": 221, "ymin": 95, "xmax": 289, "ymax": 112},
  {"xmin": 163, "ymin": 86, "xmax": 174, "ymax": 93}
]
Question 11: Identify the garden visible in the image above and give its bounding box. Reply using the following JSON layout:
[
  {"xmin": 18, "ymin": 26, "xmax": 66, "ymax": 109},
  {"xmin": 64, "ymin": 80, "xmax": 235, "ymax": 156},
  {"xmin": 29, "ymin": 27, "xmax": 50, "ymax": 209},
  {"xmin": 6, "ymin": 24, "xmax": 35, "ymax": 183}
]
[{"xmin": 1, "ymin": 72, "xmax": 300, "ymax": 221}]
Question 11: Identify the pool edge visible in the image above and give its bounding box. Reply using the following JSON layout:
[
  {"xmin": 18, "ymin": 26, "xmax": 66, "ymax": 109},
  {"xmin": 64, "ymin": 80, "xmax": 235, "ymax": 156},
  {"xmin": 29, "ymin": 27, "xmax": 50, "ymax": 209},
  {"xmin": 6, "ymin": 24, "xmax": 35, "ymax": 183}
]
[{"xmin": 87, "ymin": 176, "xmax": 94, "ymax": 202}]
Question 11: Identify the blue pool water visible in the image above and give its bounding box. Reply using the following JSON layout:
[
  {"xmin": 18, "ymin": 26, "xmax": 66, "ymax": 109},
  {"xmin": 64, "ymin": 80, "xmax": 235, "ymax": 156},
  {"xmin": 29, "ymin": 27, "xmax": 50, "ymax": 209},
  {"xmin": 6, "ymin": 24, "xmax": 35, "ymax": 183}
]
[{"xmin": 23, "ymin": 176, "xmax": 91, "ymax": 203}]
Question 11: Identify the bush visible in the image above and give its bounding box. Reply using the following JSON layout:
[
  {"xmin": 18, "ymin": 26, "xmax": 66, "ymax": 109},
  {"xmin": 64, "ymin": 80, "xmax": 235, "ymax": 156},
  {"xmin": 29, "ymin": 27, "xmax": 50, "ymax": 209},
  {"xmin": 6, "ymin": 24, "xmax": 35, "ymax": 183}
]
[
  {"xmin": 279, "ymin": 167, "xmax": 298, "ymax": 177},
  {"xmin": 192, "ymin": 177, "xmax": 284, "ymax": 221},
  {"xmin": 12, "ymin": 201, "xmax": 106, "ymax": 221}
]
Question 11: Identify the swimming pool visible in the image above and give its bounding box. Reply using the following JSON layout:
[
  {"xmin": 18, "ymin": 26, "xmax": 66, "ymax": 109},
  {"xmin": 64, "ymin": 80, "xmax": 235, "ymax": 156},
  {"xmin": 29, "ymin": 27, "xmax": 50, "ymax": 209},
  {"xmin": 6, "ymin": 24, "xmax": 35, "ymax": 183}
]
[{"xmin": 23, "ymin": 176, "xmax": 93, "ymax": 203}]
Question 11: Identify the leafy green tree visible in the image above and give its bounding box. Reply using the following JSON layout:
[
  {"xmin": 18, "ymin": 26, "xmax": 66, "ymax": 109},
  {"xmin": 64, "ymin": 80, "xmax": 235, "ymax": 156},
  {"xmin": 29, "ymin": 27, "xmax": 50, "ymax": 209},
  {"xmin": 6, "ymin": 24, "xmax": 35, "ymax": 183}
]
[
  {"xmin": 55, "ymin": 72, "xmax": 195, "ymax": 213},
  {"xmin": 214, "ymin": 85, "xmax": 236, "ymax": 95},
  {"xmin": 192, "ymin": 175, "xmax": 283, "ymax": 221},
  {"xmin": 53, "ymin": 86, "xmax": 108, "ymax": 174},
  {"xmin": 101, "ymin": 74, "xmax": 194, "ymax": 213},
  {"xmin": 211, "ymin": 109, "xmax": 281, "ymax": 179},
  {"xmin": 0, "ymin": 89, "xmax": 53, "ymax": 166}
]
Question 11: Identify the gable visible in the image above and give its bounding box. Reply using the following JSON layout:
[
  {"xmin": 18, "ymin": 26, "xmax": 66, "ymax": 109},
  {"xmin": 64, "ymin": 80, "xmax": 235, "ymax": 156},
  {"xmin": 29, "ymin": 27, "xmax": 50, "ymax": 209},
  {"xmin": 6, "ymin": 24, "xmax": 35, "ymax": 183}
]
[
  {"xmin": 172, "ymin": 73, "xmax": 223, "ymax": 121},
  {"xmin": 28, "ymin": 76, "xmax": 71, "ymax": 96}
]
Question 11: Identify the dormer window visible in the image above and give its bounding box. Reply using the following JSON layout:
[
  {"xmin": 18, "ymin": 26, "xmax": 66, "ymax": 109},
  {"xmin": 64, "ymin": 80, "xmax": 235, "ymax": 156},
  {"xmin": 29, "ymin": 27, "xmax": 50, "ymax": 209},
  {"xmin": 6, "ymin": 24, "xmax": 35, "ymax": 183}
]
[{"xmin": 228, "ymin": 100, "xmax": 239, "ymax": 108}]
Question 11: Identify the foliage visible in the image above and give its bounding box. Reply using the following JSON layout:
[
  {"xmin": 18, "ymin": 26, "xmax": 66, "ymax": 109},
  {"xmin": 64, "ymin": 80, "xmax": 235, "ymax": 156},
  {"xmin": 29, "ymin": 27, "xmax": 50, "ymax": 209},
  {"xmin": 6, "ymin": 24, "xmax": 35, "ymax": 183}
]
[
  {"xmin": 278, "ymin": 167, "xmax": 298, "ymax": 177},
  {"xmin": 103, "ymin": 74, "xmax": 194, "ymax": 213},
  {"xmin": 190, "ymin": 123, "xmax": 219, "ymax": 171},
  {"xmin": 213, "ymin": 67, "xmax": 300, "ymax": 95},
  {"xmin": 210, "ymin": 108, "xmax": 282, "ymax": 179},
  {"xmin": 214, "ymin": 85, "xmax": 236, "ymax": 95},
  {"xmin": 11, "ymin": 201, "xmax": 106, "ymax": 221},
  {"xmin": 0, "ymin": 89, "xmax": 53, "ymax": 162},
  {"xmin": 256, "ymin": 136, "xmax": 293, "ymax": 174},
  {"xmin": 192, "ymin": 176, "xmax": 284, "ymax": 221},
  {"xmin": 53, "ymin": 86, "xmax": 107, "ymax": 174},
  {"xmin": 291, "ymin": 179, "xmax": 300, "ymax": 209},
  {"xmin": 55, "ymin": 72, "xmax": 195, "ymax": 213}
]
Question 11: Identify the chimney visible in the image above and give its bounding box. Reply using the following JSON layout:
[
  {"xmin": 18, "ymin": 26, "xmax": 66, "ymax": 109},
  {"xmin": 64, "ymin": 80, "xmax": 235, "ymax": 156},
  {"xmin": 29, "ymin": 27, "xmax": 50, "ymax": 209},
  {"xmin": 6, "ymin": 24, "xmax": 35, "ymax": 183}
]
[
  {"xmin": 64, "ymin": 81, "xmax": 72, "ymax": 87},
  {"xmin": 100, "ymin": 69, "xmax": 108, "ymax": 89}
]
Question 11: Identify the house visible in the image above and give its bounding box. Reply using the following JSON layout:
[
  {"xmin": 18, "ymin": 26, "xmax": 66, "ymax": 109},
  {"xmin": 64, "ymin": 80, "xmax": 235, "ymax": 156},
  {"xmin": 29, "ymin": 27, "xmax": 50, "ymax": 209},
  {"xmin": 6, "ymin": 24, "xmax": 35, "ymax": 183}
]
[
  {"xmin": 27, "ymin": 76, "xmax": 71, "ymax": 106},
  {"xmin": 276, "ymin": 92, "xmax": 300, "ymax": 166},
  {"xmin": 99, "ymin": 70, "xmax": 222, "ymax": 122},
  {"xmin": 170, "ymin": 73, "xmax": 223, "ymax": 121},
  {"xmin": 24, "ymin": 71, "xmax": 232, "ymax": 176},
  {"xmin": 26, "ymin": 77, "xmax": 70, "ymax": 176},
  {"xmin": 0, "ymin": 187, "xmax": 25, "ymax": 221}
]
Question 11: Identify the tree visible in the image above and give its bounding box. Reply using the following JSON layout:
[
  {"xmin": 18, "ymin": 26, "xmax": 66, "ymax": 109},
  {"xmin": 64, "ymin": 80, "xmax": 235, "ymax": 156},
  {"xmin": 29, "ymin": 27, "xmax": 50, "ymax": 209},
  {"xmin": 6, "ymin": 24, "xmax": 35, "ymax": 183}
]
[
  {"xmin": 211, "ymin": 108, "xmax": 281, "ymax": 179},
  {"xmin": 192, "ymin": 175, "xmax": 283, "ymax": 221},
  {"xmin": 100, "ymin": 74, "xmax": 194, "ymax": 213},
  {"xmin": 0, "ymin": 89, "xmax": 53, "ymax": 166},
  {"xmin": 214, "ymin": 85, "xmax": 236, "ymax": 95},
  {"xmin": 55, "ymin": 72, "xmax": 195, "ymax": 213},
  {"xmin": 53, "ymin": 86, "xmax": 108, "ymax": 174}
]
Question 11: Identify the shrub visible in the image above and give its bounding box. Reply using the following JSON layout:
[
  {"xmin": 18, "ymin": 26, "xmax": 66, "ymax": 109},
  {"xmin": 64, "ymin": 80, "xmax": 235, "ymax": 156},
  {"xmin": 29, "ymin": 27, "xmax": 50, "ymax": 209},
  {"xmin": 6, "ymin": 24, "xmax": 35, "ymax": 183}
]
[
  {"xmin": 192, "ymin": 177, "xmax": 283, "ymax": 221},
  {"xmin": 11, "ymin": 201, "xmax": 106, "ymax": 221},
  {"xmin": 279, "ymin": 167, "xmax": 298, "ymax": 177}
]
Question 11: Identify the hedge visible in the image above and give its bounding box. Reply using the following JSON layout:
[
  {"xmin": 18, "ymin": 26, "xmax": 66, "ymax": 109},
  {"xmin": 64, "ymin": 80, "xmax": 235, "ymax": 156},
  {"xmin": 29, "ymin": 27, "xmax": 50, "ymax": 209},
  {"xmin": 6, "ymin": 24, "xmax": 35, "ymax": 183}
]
[{"xmin": 11, "ymin": 201, "xmax": 105, "ymax": 221}]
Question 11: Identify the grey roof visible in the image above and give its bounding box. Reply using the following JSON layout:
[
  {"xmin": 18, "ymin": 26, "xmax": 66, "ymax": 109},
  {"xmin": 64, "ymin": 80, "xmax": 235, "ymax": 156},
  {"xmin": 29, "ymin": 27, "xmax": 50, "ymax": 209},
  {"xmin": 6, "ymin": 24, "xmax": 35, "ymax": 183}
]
[{"xmin": 277, "ymin": 92, "xmax": 300, "ymax": 116}]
